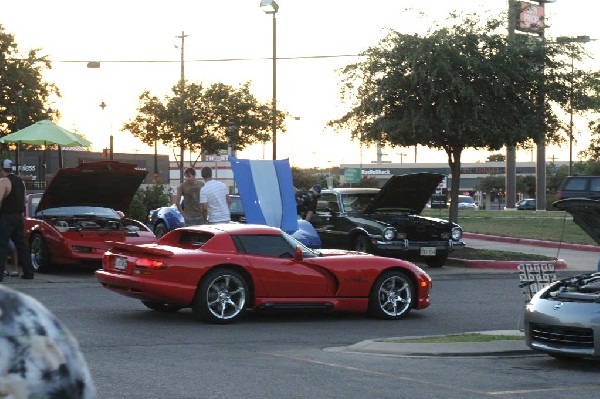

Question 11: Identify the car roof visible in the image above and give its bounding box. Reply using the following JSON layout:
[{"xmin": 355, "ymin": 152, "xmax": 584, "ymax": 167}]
[{"xmin": 184, "ymin": 223, "xmax": 282, "ymax": 236}]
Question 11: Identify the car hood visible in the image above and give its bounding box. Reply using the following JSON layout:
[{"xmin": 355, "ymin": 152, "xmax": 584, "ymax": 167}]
[
  {"xmin": 365, "ymin": 172, "xmax": 445, "ymax": 214},
  {"xmin": 38, "ymin": 161, "xmax": 148, "ymax": 213},
  {"xmin": 554, "ymin": 198, "xmax": 600, "ymax": 245}
]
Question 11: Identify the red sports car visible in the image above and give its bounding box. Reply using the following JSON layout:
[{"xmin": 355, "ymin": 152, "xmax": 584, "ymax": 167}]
[
  {"xmin": 25, "ymin": 161, "xmax": 156, "ymax": 272},
  {"xmin": 96, "ymin": 223, "xmax": 432, "ymax": 324}
]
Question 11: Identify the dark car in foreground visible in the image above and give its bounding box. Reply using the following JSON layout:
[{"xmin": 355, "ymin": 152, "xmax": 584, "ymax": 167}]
[
  {"xmin": 311, "ymin": 173, "xmax": 465, "ymax": 268},
  {"xmin": 96, "ymin": 223, "xmax": 431, "ymax": 324},
  {"xmin": 525, "ymin": 198, "xmax": 600, "ymax": 359},
  {"xmin": 25, "ymin": 161, "xmax": 156, "ymax": 272}
]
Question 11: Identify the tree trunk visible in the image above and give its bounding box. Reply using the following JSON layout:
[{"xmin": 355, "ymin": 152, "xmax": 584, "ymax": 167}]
[{"xmin": 447, "ymin": 148, "xmax": 462, "ymax": 224}]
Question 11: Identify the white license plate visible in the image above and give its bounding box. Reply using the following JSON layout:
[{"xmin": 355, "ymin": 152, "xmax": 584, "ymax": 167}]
[
  {"xmin": 420, "ymin": 247, "xmax": 436, "ymax": 256},
  {"xmin": 114, "ymin": 256, "xmax": 127, "ymax": 270}
]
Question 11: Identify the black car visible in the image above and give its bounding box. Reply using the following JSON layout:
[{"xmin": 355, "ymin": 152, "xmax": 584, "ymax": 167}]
[
  {"xmin": 556, "ymin": 175, "xmax": 600, "ymax": 200},
  {"xmin": 311, "ymin": 173, "xmax": 465, "ymax": 268},
  {"xmin": 516, "ymin": 198, "xmax": 536, "ymax": 210}
]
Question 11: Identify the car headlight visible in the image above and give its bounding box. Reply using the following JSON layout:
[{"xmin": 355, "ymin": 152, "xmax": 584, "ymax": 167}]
[
  {"xmin": 451, "ymin": 227, "xmax": 463, "ymax": 241},
  {"xmin": 383, "ymin": 227, "xmax": 396, "ymax": 241}
]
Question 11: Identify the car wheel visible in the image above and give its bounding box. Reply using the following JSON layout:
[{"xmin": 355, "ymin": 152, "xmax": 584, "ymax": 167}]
[
  {"xmin": 353, "ymin": 234, "xmax": 373, "ymax": 253},
  {"xmin": 368, "ymin": 270, "xmax": 415, "ymax": 320},
  {"xmin": 141, "ymin": 300, "xmax": 183, "ymax": 313},
  {"xmin": 425, "ymin": 253, "xmax": 448, "ymax": 268},
  {"xmin": 154, "ymin": 222, "xmax": 168, "ymax": 238},
  {"xmin": 193, "ymin": 268, "xmax": 248, "ymax": 324},
  {"xmin": 30, "ymin": 233, "xmax": 51, "ymax": 273}
]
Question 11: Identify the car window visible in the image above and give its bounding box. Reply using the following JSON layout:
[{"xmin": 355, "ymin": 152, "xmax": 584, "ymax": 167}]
[
  {"xmin": 235, "ymin": 235, "xmax": 296, "ymax": 258},
  {"xmin": 178, "ymin": 231, "xmax": 213, "ymax": 246},
  {"xmin": 317, "ymin": 193, "xmax": 337, "ymax": 211},
  {"xmin": 229, "ymin": 197, "xmax": 244, "ymax": 213},
  {"xmin": 459, "ymin": 196, "xmax": 474, "ymax": 203},
  {"xmin": 562, "ymin": 177, "xmax": 588, "ymax": 191},
  {"xmin": 340, "ymin": 193, "xmax": 376, "ymax": 212},
  {"xmin": 35, "ymin": 206, "xmax": 120, "ymax": 219},
  {"xmin": 591, "ymin": 178, "xmax": 600, "ymax": 192}
]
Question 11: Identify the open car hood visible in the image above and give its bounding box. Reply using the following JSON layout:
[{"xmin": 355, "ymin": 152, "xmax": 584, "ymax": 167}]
[
  {"xmin": 37, "ymin": 161, "xmax": 148, "ymax": 213},
  {"xmin": 365, "ymin": 172, "xmax": 445, "ymax": 214},
  {"xmin": 554, "ymin": 198, "xmax": 600, "ymax": 246}
]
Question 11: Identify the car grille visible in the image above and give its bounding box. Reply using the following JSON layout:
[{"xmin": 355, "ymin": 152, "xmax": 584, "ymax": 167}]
[{"xmin": 529, "ymin": 323, "xmax": 594, "ymax": 349}]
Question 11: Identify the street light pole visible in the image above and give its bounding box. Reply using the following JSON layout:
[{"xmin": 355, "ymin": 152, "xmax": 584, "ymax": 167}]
[{"xmin": 260, "ymin": 0, "xmax": 279, "ymax": 160}]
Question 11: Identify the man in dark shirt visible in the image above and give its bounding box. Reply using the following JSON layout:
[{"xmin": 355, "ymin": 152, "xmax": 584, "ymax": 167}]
[
  {"xmin": 295, "ymin": 184, "xmax": 321, "ymax": 222},
  {"xmin": 0, "ymin": 159, "xmax": 34, "ymax": 280}
]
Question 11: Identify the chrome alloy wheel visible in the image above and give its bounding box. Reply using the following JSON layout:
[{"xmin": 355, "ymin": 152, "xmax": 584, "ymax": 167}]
[
  {"xmin": 205, "ymin": 274, "xmax": 247, "ymax": 321},
  {"xmin": 377, "ymin": 275, "xmax": 412, "ymax": 317}
]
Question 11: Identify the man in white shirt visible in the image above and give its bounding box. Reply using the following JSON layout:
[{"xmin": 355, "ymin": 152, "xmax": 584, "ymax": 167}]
[{"xmin": 200, "ymin": 166, "xmax": 231, "ymax": 224}]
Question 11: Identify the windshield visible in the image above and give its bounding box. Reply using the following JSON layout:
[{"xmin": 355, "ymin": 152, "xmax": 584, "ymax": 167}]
[
  {"xmin": 340, "ymin": 193, "xmax": 377, "ymax": 212},
  {"xmin": 35, "ymin": 206, "xmax": 121, "ymax": 219},
  {"xmin": 282, "ymin": 231, "xmax": 320, "ymax": 258},
  {"xmin": 459, "ymin": 196, "xmax": 474, "ymax": 203}
]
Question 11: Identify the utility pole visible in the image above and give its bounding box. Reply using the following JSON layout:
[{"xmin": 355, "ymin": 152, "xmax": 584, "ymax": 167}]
[
  {"xmin": 505, "ymin": 0, "xmax": 517, "ymax": 210},
  {"xmin": 176, "ymin": 31, "xmax": 188, "ymax": 183}
]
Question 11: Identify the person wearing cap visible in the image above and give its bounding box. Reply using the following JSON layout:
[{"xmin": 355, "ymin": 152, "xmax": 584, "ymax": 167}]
[
  {"xmin": 0, "ymin": 159, "xmax": 34, "ymax": 280},
  {"xmin": 295, "ymin": 184, "xmax": 322, "ymax": 222}
]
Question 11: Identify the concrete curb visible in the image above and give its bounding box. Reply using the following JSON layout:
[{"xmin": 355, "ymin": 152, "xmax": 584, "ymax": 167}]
[
  {"xmin": 326, "ymin": 331, "xmax": 535, "ymax": 357},
  {"xmin": 464, "ymin": 232, "xmax": 600, "ymax": 253},
  {"xmin": 450, "ymin": 258, "xmax": 567, "ymax": 270}
]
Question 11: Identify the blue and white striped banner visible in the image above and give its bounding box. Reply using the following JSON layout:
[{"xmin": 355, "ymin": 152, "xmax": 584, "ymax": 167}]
[{"xmin": 229, "ymin": 156, "xmax": 298, "ymax": 234}]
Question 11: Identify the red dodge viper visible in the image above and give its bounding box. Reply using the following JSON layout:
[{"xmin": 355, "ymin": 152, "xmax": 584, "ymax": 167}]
[{"xmin": 96, "ymin": 223, "xmax": 432, "ymax": 324}]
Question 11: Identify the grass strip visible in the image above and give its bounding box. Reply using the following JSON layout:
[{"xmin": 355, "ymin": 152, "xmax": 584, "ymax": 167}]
[{"xmin": 385, "ymin": 333, "xmax": 524, "ymax": 344}]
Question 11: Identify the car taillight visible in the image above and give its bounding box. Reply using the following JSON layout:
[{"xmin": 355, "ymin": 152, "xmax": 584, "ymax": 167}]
[{"xmin": 134, "ymin": 259, "xmax": 167, "ymax": 270}]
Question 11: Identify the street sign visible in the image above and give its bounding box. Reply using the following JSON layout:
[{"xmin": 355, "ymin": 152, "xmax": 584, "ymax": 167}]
[{"xmin": 344, "ymin": 168, "xmax": 361, "ymax": 184}]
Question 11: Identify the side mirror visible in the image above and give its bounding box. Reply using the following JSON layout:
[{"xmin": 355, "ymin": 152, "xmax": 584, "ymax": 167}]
[{"xmin": 294, "ymin": 246, "xmax": 303, "ymax": 261}]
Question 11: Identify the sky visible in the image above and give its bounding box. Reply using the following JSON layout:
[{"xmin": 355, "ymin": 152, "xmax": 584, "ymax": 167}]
[{"xmin": 2, "ymin": 0, "xmax": 599, "ymax": 168}]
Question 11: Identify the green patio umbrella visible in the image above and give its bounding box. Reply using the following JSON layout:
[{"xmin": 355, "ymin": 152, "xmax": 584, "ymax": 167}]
[{"xmin": 0, "ymin": 120, "xmax": 92, "ymax": 172}]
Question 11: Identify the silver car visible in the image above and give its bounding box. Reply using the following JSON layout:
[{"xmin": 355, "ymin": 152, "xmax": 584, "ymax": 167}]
[{"xmin": 524, "ymin": 198, "xmax": 600, "ymax": 359}]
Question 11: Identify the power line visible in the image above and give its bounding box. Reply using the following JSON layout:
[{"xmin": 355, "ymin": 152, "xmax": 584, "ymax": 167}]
[{"xmin": 52, "ymin": 54, "xmax": 363, "ymax": 64}]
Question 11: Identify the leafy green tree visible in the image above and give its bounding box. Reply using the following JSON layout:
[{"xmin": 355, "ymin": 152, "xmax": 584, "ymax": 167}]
[
  {"xmin": 127, "ymin": 183, "xmax": 171, "ymax": 222},
  {"xmin": 0, "ymin": 25, "xmax": 60, "ymax": 139},
  {"xmin": 329, "ymin": 14, "xmax": 585, "ymax": 222},
  {"xmin": 123, "ymin": 81, "xmax": 283, "ymax": 182}
]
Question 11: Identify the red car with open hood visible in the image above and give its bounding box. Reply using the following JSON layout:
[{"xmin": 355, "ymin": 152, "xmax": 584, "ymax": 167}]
[{"xmin": 25, "ymin": 161, "xmax": 156, "ymax": 272}]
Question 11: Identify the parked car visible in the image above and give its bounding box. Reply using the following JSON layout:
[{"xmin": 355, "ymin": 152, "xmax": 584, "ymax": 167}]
[
  {"xmin": 96, "ymin": 223, "xmax": 432, "ymax": 324},
  {"xmin": 25, "ymin": 161, "xmax": 156, "ymax": 272},
  {"xmin": 148, "ymin": 194, "xmax": 321, "ymax": 248},
  {"xmin": 311, "ymin": 173, "xmax": 465, "ymax": 268},
  {"xmin": 457, "ymin": 195, "xmax": 479, "ymax": 210},
  {"xmin": 556, "ymin": 175, "xmax": 600, "ymax": 200},
  {"xmin": 149, "ymin": 195, "xmax": 246, "ymax": 238},
  {"xmin": 525, "ymin": 198, "xmax": 600, "ymax": 359},
  {"xmin": 516, "ymin": 198, "xmax": 536, "ymax": 210}
]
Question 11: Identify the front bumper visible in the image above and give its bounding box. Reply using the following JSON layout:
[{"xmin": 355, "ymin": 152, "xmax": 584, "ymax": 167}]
[
  {"xmin": 374, "ymin": 239, "xmax": 466, "ymax": 254},
  {"xmin": 525, "ymin": 298, "xmax": 600, "ymax": 358}
]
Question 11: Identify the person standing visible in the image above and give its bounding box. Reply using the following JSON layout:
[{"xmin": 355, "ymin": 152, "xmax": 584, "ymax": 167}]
[
  {"xmin": 176, "ymin": 167, "xmax": 204, "ymax": 226},
  {"xmin": 200, "ymin": 166, "xmax": 230, "ymax": 224},
  {"xmin": 0, "ymin": 159, "xmax": 34, "ymax": 280},
  {"xmin": 295, "ymin": 184, "xmax": 321, "ymax": 222}
]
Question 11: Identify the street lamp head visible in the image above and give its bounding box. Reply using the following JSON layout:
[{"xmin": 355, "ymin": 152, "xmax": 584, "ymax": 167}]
[{"xmin": 260, "ymin": 0, "xmax": 279, "ymax": 14}]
